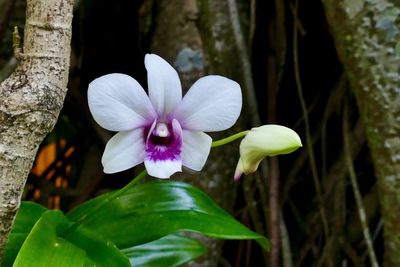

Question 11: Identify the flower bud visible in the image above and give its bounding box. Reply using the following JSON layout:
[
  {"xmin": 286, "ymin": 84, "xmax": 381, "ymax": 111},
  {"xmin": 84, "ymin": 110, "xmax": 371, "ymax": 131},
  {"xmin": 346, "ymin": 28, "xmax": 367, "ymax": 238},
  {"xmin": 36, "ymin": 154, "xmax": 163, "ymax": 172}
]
[{"xmin": 234, "ymin": 125, "xmax": 302, "ymax": 180}]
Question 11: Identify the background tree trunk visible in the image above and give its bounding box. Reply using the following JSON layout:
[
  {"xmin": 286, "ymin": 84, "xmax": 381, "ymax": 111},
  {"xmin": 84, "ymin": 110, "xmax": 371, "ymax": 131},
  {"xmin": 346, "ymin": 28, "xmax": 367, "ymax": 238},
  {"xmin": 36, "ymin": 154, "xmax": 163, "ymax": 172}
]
[
  {"xmin": 322, "ymin": 1, "xmax": 400, "ymax": 266},
  {"xmin": 149, "ymin": 0, "xmax": 250, "ymax": 265},
  {"xmin": 0, "ymin": 0, "xmax": 73, "ymax": 262}
]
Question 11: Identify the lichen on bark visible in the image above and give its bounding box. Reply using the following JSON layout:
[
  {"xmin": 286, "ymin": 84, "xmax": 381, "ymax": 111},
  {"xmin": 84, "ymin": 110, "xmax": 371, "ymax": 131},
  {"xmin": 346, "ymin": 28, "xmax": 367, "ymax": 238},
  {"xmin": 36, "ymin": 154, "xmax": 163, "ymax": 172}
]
[{"xmin": 0, "ymin": 0, "xmax": 73, "ymax": 262}]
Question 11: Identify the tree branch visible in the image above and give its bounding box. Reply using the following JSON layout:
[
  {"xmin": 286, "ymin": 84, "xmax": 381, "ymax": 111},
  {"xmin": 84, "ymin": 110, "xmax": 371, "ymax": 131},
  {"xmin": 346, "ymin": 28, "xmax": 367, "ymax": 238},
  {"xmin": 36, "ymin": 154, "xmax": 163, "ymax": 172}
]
[{"xmin": 0, "ymin": 0, "xmax": 73, "ymax": 262}]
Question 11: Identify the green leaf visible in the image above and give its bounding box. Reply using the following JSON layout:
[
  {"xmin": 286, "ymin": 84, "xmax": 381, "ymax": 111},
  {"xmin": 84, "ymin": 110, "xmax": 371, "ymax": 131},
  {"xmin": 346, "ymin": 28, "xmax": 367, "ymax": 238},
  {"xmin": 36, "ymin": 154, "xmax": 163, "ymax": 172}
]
[
  {"xmin": 13, "ymin": 210, "xmax": 86, "ymax": 267},
  {"xmin": 67, "ymin": 180, "xmax": 270, "ymax": 251},
  {"xmin": 2, "ymin": 202, "xmax": 47, "ymax": 266},
  {"xmin": 122, "ymin": 234, "xmax": 206, "ymax": 267},
  {"xmin": 12, "ymin": 210, "xmax": 130, "ymax": 267},
  {"xmin": 66, "ymin": 223, "xmax": 131, "ymax": 267}
]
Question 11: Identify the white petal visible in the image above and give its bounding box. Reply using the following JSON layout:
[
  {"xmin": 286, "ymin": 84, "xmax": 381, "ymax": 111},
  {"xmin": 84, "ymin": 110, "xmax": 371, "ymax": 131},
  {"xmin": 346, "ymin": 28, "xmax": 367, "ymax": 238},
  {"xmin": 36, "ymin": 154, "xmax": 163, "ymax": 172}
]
[
  {"xmin": 144, "ymin": 159, "xmax": 182, "ymax": 179},
  {"xmin": 102, "ymin": 129, "xmax": 145, "ymax": 173},
  {"xmin": 173, "ymin": 75, "xmax": 242, "ymax": 132},
  {"xmin": 181, "ymin": 130, "xmax": 212, "ymax": 171},
  {"xmin": 145, "ymin": 54, "xmax": 182, "ymax": 117},
  {"xmin": 88, "ymin": 73, "xmax": 156, "ymax": 131}
]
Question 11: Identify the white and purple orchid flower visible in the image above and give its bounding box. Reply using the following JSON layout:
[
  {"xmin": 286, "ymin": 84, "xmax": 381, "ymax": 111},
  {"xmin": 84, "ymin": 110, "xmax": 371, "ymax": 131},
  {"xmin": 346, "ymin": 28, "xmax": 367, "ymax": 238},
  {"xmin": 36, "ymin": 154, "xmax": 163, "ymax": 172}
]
[{"xmin": 88, "ymin": 54, "xmax": 242, "ymax": 179}]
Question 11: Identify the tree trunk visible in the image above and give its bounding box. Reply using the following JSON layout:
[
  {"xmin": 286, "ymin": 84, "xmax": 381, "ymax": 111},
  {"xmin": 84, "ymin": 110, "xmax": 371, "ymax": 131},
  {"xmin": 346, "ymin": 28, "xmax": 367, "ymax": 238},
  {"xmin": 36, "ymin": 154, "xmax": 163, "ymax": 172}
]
[
  {"xmin": 149, "ymin": 0, "xmax": 249, "ymax": 265},
  {"xmin": 322, "ymin": 1, "xmax": 400, "ymax": 266},
  {"xmin": 0, "ymin": 0, "xmax": 73, "ymax": 262}
]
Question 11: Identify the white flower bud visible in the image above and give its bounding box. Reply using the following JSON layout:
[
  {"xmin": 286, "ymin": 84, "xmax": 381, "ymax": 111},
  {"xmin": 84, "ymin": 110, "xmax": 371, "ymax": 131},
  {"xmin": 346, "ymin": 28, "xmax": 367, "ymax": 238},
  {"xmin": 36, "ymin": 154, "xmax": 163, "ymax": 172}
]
[{"xmin": 234, "ymin": 125, "xmax": 302, "ymax": 180}]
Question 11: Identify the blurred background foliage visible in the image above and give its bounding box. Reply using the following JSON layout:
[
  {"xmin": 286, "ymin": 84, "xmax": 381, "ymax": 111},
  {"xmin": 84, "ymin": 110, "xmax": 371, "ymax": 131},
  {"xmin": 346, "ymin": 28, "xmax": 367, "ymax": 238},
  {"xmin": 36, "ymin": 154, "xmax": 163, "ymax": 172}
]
[{"xmin": 0, "ymin": 0, "xmax": 381, "ymax": 266}]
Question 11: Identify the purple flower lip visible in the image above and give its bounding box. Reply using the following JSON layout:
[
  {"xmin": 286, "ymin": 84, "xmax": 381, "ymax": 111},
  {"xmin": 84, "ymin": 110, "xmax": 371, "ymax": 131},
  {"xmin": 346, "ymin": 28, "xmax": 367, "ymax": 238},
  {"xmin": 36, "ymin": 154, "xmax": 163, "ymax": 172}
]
[{"xmin": 146, "ymin": 120, "xmax": 182, "ymax": 161}]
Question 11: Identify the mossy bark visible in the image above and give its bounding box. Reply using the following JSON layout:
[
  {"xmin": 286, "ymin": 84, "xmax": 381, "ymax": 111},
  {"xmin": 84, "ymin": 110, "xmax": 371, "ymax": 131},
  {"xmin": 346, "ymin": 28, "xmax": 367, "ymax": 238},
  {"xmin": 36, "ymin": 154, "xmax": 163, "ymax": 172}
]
[
  {"xmin": 149, "ymin": 0, "xmax": 248, "ymax": 266},
  {"xmin": 322, "ymin": 1, "xmax": 400, "ymax": 266},
  {"xmin": 0, "ymin": 0, "xmax": 73, "ymax": 262}
]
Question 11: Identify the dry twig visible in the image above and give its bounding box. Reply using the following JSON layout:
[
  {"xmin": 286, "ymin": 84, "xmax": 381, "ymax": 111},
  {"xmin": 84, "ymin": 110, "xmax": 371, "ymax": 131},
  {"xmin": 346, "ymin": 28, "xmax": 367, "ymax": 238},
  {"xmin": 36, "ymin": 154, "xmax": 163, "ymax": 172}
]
[{"xmin": 343, "ymin": 102, "xmax": 379, "ymax": 267}]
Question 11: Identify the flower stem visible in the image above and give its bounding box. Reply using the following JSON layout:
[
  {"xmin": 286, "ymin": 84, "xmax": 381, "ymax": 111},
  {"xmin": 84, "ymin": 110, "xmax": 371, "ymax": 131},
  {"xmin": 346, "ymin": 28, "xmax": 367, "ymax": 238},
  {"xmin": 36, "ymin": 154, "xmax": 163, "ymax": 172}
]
[
  {"xmin": 67, "ymin": 169, "xmax": 147, "ymax": 232},
  {"xmin": 108, "ymin": 169, "xmax": 148, "ymax": 201},
  {"xmin": 81, "ymin": 169, "xmax": 147, "ymax": 222},
  {"xmin": 211, "ymin": 130, "xmax": 249, "ymax": 148}
]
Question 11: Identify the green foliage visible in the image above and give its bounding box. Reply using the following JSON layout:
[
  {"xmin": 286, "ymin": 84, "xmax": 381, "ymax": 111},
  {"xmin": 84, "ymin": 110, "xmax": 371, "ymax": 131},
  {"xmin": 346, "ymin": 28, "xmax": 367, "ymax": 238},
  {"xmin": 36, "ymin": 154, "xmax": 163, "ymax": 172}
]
[
  {"xmin": 4, "ymin": 180, "xmax": 269, "ymax": 266},
  {"xmin": 3, "ymin": 202, "xmax": 46, "ymax": 266},
  {"xmin": 122, "ymin": 234, "xmax": 206, "ymax": 267},
  {"xmin": 13, "ymin": 211, "xmax": 87, "ymax": 267},
  {"xmin": 6, "ymin": 207, "xmax": 130, "ymax": 267},
  {"xmin": 67, "ymin": 180, "xmax": 270, "ymax": 250}
]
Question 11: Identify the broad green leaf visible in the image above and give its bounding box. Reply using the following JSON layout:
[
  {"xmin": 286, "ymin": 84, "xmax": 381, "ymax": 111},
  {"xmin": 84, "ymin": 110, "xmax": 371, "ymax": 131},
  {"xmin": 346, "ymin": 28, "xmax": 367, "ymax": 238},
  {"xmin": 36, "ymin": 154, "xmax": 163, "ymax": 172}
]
[
  {"xmin": 66, "ymin": 224, "xmax": 131, "ymax": 267},
  {"xmin": 13, "ymin": 210, "xmax": 86, "ymax": 267},
  {"xmin": 9, "ymin": 202, "xmax": 47, "ymax": 233},
  {"xmin": 12, "ymin": 210, "xmax": 130, "ymax": 267},
  {"xmin": 2, "ymin": 202, "xmax": 47, "ymax": 266},
  {"xmin": 122, "ymin": 234, "xmax": 206, "ymax": 267},
  {"xmin": 67, "ymin": 180, "xmax": 270, "ymax": 251}
]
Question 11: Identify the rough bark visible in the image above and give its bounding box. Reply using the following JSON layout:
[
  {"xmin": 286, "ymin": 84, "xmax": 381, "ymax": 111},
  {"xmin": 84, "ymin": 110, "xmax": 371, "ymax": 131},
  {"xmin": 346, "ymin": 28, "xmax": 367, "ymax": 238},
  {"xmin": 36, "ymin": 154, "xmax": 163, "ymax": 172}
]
[
  {"xmin": 0, "ymin": 0, "xmax": 73, "ymax": 262},
  {"xmin": 322, "ymin": 0, "xmax": 400, "ymax": 266},
  {"xmin": 149, "ymin": 0, "xmax": 248, "ymax": 266}
]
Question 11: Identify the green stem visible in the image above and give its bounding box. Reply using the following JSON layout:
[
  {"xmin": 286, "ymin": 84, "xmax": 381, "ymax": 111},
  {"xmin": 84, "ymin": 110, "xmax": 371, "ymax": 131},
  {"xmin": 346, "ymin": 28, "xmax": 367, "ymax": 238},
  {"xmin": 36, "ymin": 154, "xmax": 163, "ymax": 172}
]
[
  {"xmin": 211, "ymin": 130, "xmax": 249, "ymax": 147},
  {"xmin": 65, "ymin": 170, "xmax": 147, "ymax": 235},
  {"xmin": 107, "ymin": 169, "xmax": 148, "ymax": 202},
  {"xmin": 80, "ymin": 169, "xmax": 147, "ymax": 223}
]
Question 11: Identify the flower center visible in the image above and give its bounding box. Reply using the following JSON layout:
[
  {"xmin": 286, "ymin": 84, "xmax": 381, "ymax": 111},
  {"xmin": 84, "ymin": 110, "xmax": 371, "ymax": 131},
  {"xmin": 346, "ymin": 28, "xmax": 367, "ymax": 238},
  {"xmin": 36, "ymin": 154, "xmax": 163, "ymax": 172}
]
[
  {"xmin": 147, "ymin": 122, "xmax": 174, "ymax": 146},
  {"xmin": 145, "ymin": 120, "xmax": 183, "ymax": 162}
]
